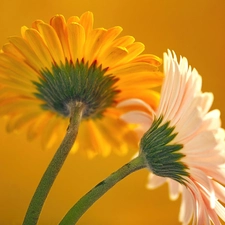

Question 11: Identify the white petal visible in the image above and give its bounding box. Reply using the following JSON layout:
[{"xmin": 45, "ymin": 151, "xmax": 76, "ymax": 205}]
[
  {"xmin": 120, "ymin": 111, "xmax": 153, "ymax": 134},
  {"xmin": 147, "ymin": 173, "xmax": 166, "ymax": 189},
  {"xmin": 168, "ymin": 179, "xmax": 180, "ymax": 200},
  {"xmin": 200, "ymin": 109, "xmax": 221, "ymax": 131},
  {"xmin": 116, "ymin": 98, "xmax": 155, "ymax": 114}
]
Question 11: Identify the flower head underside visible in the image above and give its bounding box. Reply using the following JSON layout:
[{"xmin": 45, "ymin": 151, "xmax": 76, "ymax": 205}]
[
  {"xmin": 0, "ymin": 12, "xmax": 163, "ymax": 157},
  {"xmin": 121, "ymin": 50, "xmax": 225, "ymax": 224}
]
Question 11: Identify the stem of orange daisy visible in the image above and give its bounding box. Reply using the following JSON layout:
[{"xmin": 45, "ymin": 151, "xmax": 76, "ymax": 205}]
[
  {"xmin": 59, "ymin": 154, "xmax": 146, "ymax": 225},
  {"xmin": 22, "ymin": 101, "xmax": 84, "ymax": 225}
]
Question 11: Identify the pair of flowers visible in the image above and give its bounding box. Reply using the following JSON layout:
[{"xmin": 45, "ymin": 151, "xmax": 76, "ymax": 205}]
[{"xmin": 0, "ymin": 11, "xmax": 225, "ymax": 224}]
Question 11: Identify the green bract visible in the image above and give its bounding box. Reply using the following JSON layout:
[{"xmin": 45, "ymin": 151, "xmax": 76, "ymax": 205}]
[
  {"xmin": 140, "ymin": 116, "xmax": 189, "ymax": 184},
  {"xmin": 34, "ymin": 60, "xmax": 119, "ymax": 119}
]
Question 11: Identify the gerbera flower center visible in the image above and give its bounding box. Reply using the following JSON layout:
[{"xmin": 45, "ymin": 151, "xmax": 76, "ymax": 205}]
[
  {"xmin": 140, "ymin": 116, "xmax": 189, "ymax": 184},
  {"xmin": 34, "ymin": 60, "xmax": 119, "ymax": 119}
]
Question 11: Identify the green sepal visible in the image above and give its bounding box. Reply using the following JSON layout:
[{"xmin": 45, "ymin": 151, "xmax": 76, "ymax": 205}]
[
  {"xmin": 140, "ymin": 116, "xmax": 189, "ymax": 184},
  {"xmin": 33, "ymin": 60, "xmax": 119, "ymax": 119}
]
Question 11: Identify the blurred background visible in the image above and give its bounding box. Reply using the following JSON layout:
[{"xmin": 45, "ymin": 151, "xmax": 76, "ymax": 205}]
[{"xmin": 0, "ymin": 0, "xmax": 225, "ymax": 224}]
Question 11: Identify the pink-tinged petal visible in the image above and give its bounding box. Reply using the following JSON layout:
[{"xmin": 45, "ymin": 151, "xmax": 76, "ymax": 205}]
[
  {"xmin": 159, "ymin": 53, "xmax": 185, "ymax": 122},
  {"xmin": 201, "ymin": 193, "xmax": 221, "ymax": 225},
  {"xmin": 215, "ymin": 200, "xmax": 225, "ymax": 222},
  {"xmin": 190, "ymin": 168, "xmax": 216, "ymax": 208},
  {"xmin": 212, "ymin": 181, "xmax": 225, "ymax": 202},
  {"xmin": 186, "ymin": 178, "xmax": 211, "ymax": 225},
  {"xmin": 179, "ymin": 187, "xmax": 194, "ymax": 225},
  {"xmin": 200, "ymin": 167, "xmax": 225, "ymax": 186}
]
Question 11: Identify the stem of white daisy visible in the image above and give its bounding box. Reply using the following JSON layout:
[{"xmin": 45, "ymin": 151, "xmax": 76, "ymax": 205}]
[
  {"xmin": 22, "ymin": 101, "xmax": 84, "ymax": 225},
  {"xmin": 59, "ymin": 154, "xmax": 146, "ymax": 225}
]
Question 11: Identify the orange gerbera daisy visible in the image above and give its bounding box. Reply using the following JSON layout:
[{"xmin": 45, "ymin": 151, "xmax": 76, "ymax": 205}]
[{"xmin": 0, "ymin": 11, "xmax": 163, "ymax": 157}]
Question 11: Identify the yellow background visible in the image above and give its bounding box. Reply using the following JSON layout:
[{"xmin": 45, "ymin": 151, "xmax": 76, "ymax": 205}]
[{"xmin": 0, "ymin": 0, "xmax": 225, "ymax": 224}]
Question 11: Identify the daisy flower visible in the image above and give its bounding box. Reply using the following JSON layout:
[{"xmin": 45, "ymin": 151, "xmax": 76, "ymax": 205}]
[
  {"xmin": 120, "ymin": 50, "xmax": 225, "ymax": 224},
  {"xmin": 0, "ymin": 11, "xmax": 163, "ymax": 157}
]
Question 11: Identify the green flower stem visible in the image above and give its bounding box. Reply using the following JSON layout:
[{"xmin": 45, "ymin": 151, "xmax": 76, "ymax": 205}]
[
  {"xmin": 22, "ymin": 102, "xmax": 84, "ymax": 225},
  {"xmin": 59, "ymin": 154, "xmax": 147, "ymax": 225}
]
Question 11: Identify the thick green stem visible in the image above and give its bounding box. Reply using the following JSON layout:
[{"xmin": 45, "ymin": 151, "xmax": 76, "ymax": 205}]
[
  {"xmin": 22, "ymin": 102, "xmax": 84, "ymax": 225},
  {"xmin": 59, "ymin": 154, "xmax": 146, "ymax": 225}
]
